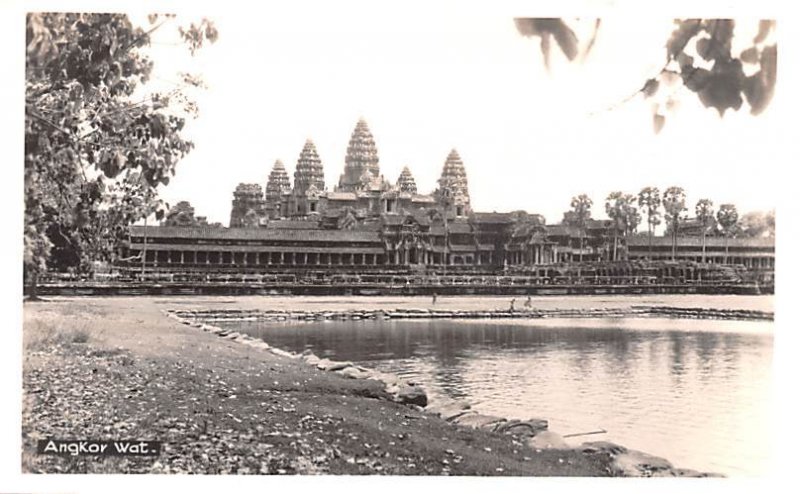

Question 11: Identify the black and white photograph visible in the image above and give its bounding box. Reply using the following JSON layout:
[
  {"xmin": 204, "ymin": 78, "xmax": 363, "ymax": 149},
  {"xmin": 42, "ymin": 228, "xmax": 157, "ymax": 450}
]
[{"xmin": 1, "ymin": 1, "xmax": 794, "ymax": 493}]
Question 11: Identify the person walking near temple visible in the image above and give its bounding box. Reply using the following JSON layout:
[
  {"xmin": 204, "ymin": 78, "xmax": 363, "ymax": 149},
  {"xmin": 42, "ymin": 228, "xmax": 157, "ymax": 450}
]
[
  {"xmin": 509, "ymin": 298, "xmax": 516, "ymax": 312},
  {"xmin": 524, "ymin": 295, "xmax": 532, "ymax": 310},
  {"xmin": 432, "ymin": 292, "xmax": 437, "ymax": 305}
]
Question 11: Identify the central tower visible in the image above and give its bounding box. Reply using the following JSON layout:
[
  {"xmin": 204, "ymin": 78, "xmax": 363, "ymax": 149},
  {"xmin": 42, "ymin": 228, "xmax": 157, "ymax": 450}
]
[
  {"xmin": 435, "ymin": 148, "xmax": 471, "ymax": 217},
  {"xmin": 338, "ymin": 118, "xmax": 381, "ymax": 192}
]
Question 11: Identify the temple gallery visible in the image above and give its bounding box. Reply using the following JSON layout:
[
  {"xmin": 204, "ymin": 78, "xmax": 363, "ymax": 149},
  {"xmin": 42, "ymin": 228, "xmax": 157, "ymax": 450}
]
[{"xmin": 116, "ymin": 119, "xmax": 773, "ymax": 290}]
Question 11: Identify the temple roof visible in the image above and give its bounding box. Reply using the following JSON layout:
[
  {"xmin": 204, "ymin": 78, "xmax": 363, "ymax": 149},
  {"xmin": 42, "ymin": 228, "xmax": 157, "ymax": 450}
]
[
  {"xmin": 126, "ymin": 242, "xmax": 385, "ymax": 254},
  {"xmin": 129, "ymin": 225, "xmax": 379, "ymax": 243},
  {"xmin": 448, "ymin": 245, "xmax": 479, "ymax": 253},
  {"xmin": 411, "ymin": 195, "xmax": 436, "ymax": 203},
  {"xmin": 429, "ymin": 222, "xmax": 473, "ymax": 235},
  {"xmin": 586, "ymin": 219, "xmax": 613, "ymax": 229},
  {"xmin": 378, "ymin": 213, "xmax": 430, "ymax": 227},
  {"xmin": 544, "ymin": 225, "xmax": 581, "ymax": 238},
  {"xmin": 326, "ymin": 191, "xmax": 358, "ymax": 201},
  {"xmin": 268, "ymin": 220, "xmax": 323, "ymax": 230},
  {"xmin": 380, "ymin": 215, "xmax": 410, "ymax": 226},
  {"xmin": 470, "ymin": 212, "xmax": 514, "ymax": 223},
  {"xmin": 627, "ymin": 236, "xmax": 774, "ymax": 248}
]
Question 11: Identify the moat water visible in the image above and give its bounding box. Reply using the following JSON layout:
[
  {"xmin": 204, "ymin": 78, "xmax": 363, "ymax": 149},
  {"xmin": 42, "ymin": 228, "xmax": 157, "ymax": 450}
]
[{"xmin": 220, "ymin": 315, "xmax": 773, "ymax": 476}]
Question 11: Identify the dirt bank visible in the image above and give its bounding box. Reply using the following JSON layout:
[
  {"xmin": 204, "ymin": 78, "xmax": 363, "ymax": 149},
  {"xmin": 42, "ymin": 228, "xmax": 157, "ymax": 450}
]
[
  {"xmin": 22, "ymin": 297, "xmax": 617, "ymax": 475},
  {"xmin": 22, "ymin": 295, "xmax": 740, "ymax": 475}
]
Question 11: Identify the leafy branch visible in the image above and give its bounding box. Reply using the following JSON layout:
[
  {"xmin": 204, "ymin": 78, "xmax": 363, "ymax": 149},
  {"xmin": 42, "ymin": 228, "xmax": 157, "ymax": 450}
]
[{"xmin": 515, "ymin": 18, "xmax": 777, "ymax": 132}]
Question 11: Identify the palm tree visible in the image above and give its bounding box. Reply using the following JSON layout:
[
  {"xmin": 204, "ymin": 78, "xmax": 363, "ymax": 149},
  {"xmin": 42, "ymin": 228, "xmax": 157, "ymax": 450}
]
[
  {"xmin": 695, "ymin": 199, "xmax": 715, "ymax": 263},
  {"xmin": 662, "ymin": 186, "xmax": 687, "ymax": 261},
  {"xmin": 569, "ymin": 194, "xmax": 593, "ymax": 262},
  {"xmin": 605, "ymin": 192, "xmax": 625, "ymax": 261},
  {"xmin": 637, "ymin": 187, "xmax": 662, "ymax": 258},
  {"xmin": 717, "ymin": 204, "xmax": 739, "ymax": 264},
  {"xmin": 766, "ymin": 209, "xmax": 775, "ymax": 237},
  {"xmin": 621, "ymin": 194, "xmax": 640, "ymax": 260}
]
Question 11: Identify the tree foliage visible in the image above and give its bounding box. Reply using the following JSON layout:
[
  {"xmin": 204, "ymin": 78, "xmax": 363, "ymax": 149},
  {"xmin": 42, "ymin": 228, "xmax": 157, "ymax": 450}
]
[
  {"xmin": 716, "ymin": 203, "xmax": 740, "ymax": 263},
  {"xmin": 695, "ymin": 198, "xmax": 716, "ymax": 263},
  {"xmin": 737, "ymin": 209, "xmax": 774, "ymax": 238},
  {"xmin": 514, "ymin": 18, "xmax": 579, "ymax": 70},
  {"xmin": 568, "ymin": 194, "xmax": 593, "ymax": 228},
  {"xmin": 162, "ymin": 200, "xmax": 209, "ymax": 227},
  {"xmin": 605, "ymin": 192, "xmax": 641, "ymax": 236},
  {"xmin": 695, "ymin": 199, "xmax": 716, "ymax": 232},
  {"xmin": 605, "ymin": 192, "xmax": 625, "ymax": 229},
  {"xmin": 637, "ymin": 187, "xmax": 662, "ymax": 230},
  {"xmin": 652, "ymin": 19, "xmax": 777, "ymax": 124},
  {"xmin": 568, "ymin": 194, "xmax": 593, "ymax": 262},
  {"xmin": 605, "ymin": 191, "xmax": 626, "ymax": 260},
  {"xmin": 662, "ymin": 186, "xmax": 687, "ymax": 259},
  {"xmin": 622, "ymin": 195, "xmax": 641, "ymax": 235},
  {"xmin": 514, "ymin": 18, "xmax": 777, "ymax": 131},
  {"xmin": 662, "ymin": 186, "xmax": 687, "ymax": 231},
  {"xmin": 24, "ymin": 13, "xmax": 217, "ymax": 287},
  {"xmin": 716, "ymin": 204, "xmax": 740, "ymax": 238}
]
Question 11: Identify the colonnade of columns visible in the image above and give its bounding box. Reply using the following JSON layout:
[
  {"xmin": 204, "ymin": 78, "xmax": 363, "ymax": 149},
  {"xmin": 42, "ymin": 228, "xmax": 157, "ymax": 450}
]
[
  {"xmin": 136, "ymin": 249, "xmax": 389, "ymax": 267},
  {"xmin": 131, "ymin": 243, "xmax": 568, "ymax": 268}
]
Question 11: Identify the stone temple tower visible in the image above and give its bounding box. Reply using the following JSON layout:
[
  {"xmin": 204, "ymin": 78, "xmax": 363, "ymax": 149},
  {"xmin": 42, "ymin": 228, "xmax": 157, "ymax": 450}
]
[
  {"xmin": 293, "ymin": 140, "xmax": 325, "ymax": 194},
  {"xmin": 338, "ymin": 118, "xmax": 380, "ymax": 192},
  {"xmin": 265, "ymin": 160, "xmax": 291, "ymax": 219},
  {"xmin": 291, "ymin": 139, "xmax": 325, "ymax": 216},
  {"xmin": 436, "ymin": 149, "xmax": 471, "ymax": 217},
  {"xmin": 396, "ymin": 166, "xmax": 417, "ymax": 194},
  {"xmin": 229, "ymin": 183, "xmax": 268, "ymax": 228}
]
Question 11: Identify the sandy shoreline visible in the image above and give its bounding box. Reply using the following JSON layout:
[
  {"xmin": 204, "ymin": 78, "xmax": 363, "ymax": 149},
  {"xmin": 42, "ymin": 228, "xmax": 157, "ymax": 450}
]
[
  {"xmin": 142, "ymin": 293, "xmax": 775, "ymax": 313},
  {"xmin": 22, "ymin": 294, "xmax": 762, "ymax": 476}
]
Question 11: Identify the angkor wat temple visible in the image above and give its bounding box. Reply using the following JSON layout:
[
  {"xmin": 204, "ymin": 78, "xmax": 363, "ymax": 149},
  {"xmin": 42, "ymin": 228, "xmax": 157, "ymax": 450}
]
[
  {"xmin": 229, "ymin": 119, "xmax": 473, "ymax": 233},
  {"xmin": 118, "ymin": 119, "xmax": 773, "ymax": 290}
]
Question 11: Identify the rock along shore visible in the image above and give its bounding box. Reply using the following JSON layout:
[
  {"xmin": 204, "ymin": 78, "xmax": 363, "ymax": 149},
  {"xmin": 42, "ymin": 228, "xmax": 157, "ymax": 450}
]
[
  {"xmin": 171, "ymin": 305, "xmax": 773, "ymax": 323},
  {"xmin": 26, "ymin": 297, "xmax": 634, "ymax": 476},
  {"xmin": 166, "ymin": 306, "xmax": 731, "ymax": 477}
]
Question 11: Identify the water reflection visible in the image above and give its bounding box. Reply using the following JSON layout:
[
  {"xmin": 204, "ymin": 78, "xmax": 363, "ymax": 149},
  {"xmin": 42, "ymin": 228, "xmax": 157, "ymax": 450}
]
[{"xmin": 225, "ymin": 317, "xmax": 773, "ymax": 476}]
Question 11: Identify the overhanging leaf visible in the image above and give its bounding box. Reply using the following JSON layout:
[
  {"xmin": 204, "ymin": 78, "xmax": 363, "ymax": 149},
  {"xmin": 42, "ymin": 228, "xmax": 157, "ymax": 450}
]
[
  {"xmin": 740, "ymin": 47, "xmax": 759, "ymax": 64},
  {"xmin": 696, "ymin": 38, "xmax": 713, "ymax": 61},
  {"xmin": 682, "ymin": 67, "xmax": 711, "ymax": 91},
  {"xmin": 653, "ymin": 113, "xmax": 666, "ymax": 134},
  {"xmin": 642, "ymin": 78, "xmax": 659, "ymax": 98},
  {"xmin": 666, "ymin": 19, "xmax": 702, "ymax": 59},
  {"xmin": 744, "ymin": 45, "xmax": 776, "ymax": 115},
  {"xmin": 697, "ymin": 75, "xmax": 743, "ymax": 116},
  {"xmin": 753, "ymin": 20, "xmax": 774, "ymax": 44},
  {"xmin": 514, "ymin": 18, "xmax": 578, "ymax": 64},
  {"xmin": 548, "ymin": 19, "xmax": 578, "ymax": 61}
]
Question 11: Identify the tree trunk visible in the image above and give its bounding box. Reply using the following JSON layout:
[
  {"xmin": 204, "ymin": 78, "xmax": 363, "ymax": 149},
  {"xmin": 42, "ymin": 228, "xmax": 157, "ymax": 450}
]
[
  {"xmin": 622, "ymin": 230, "xmax": 628, "ymax": 261},
  {"xmin": 141, "ymin": 215, "xmax": 148, "ymax": 278},
  {"xmin": 701, "ymin": 228, "xmax": 706, "ymax": 263},
  {"xmin": 725, "ymin": 235, "xmax": 729, "ymax": 264},
  {"xmin": 612, "ymin": 228, "xmax": 618, "ymax": 261},
  {"xmin": 26, "ymin": 270, "xmax": 42, "ymax": 301},
  {"xmin": 647, "ymin": 220, "xmax": 653, "ymax": 259},
  {"xmin": 671, "ymin": 217, "xmax": 677, "ymax": 261}
]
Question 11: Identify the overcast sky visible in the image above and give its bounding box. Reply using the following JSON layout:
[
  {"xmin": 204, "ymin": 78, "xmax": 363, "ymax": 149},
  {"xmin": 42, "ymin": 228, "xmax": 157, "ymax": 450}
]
[{"xmin": 134, "ymin": 10, "xmax": 780, "ymax": 227}]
